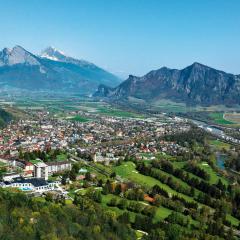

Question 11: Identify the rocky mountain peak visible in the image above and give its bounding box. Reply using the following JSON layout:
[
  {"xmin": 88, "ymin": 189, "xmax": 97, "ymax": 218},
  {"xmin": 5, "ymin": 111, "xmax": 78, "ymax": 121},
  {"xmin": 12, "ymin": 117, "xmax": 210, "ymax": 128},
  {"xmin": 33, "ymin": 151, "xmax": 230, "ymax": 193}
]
[
  {"xmin": 0, "ymin": 45, "xmax": 40, "ymax": 66},
  {"xmin": 0, "ymin": 45, "xmax": 121, "ymax": 92},
  {"xmin": 94, "ymin": 62, "xmax": 240, "ymax": 105},
  {"xmin": 41, "ymin": 46, "xmax": 66, "ymax": 61}
]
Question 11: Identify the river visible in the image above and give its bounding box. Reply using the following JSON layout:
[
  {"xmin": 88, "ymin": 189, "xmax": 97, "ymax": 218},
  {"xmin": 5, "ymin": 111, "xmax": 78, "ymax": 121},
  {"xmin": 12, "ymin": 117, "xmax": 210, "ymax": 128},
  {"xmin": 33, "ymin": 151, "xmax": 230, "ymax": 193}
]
[
  {"xmin": 190, "ymin": 119, "xmax": 231, "ymax": 170},
  {"xmin": 190, "ymin": 119, "xmax": 240, "ymax": 145}
]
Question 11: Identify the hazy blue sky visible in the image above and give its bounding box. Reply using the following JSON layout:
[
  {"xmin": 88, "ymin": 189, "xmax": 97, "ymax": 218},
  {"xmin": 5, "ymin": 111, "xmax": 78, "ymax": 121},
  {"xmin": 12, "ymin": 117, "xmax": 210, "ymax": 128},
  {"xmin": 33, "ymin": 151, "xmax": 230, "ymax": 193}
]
[{"xmin": 0, "ymin": 0, "xmax": 239, "ymax": 78}]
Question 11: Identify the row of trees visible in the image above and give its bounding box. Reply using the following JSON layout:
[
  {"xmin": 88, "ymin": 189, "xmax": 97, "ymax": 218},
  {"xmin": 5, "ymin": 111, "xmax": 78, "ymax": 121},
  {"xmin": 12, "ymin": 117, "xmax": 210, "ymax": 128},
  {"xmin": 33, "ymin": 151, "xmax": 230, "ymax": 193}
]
[
  {"xmin": 19, "ymin": 148, "xmax": 64, "ymax": 162},
  {"xmin": 183, "ymin": 162, "xmax": 210, "ymax": 181},
  {"xmin": 148, "ymin": 160, "xmax": 225, "ymax": 199}
]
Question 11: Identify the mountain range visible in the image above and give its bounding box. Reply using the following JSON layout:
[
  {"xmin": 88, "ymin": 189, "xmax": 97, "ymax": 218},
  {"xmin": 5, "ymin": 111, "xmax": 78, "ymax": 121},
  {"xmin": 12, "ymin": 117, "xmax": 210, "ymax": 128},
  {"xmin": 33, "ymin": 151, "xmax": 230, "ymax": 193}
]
[
  {"xmin": 94, "ymin": 63, "xmax": 240, "ymax": 106},
  {"xmin": 0, "ymin": 46, "xmax": 121, "ymax": 93}
]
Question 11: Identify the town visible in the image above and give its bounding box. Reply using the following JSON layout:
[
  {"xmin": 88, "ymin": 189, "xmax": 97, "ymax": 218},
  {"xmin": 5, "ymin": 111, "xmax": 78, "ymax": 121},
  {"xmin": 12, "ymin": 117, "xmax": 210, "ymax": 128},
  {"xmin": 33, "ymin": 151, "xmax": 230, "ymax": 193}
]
[
  {"xmin": 1, "ymin": 103, "xmax": 240, "ymax": 239},
  {"xmin": 0, "ymin": 108, "xmax": 190, "ymax": 197}
]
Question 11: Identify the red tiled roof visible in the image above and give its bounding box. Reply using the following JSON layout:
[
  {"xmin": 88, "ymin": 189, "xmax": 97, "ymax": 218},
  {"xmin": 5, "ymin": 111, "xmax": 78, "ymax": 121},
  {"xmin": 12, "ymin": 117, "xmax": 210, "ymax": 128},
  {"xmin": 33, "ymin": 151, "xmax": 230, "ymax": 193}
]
[{"xmin": 144, "ymin": 194, "xmax": 155, "ymax": 203}]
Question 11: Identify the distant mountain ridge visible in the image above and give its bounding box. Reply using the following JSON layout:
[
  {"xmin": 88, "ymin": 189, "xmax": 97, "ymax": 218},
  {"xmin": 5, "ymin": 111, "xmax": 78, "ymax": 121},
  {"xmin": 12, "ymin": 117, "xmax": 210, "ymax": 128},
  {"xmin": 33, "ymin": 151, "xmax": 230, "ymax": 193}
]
[
  {"xmin": 0, "ymin": 46, "xmax": 121, "ymax": 93},
  {"xmin": 40, "ymin": 47, "xmax": 95, "ymax": 67},
  {"xmin": 94, "ymin": 63, "xmax": 240, "ymax": 106}
]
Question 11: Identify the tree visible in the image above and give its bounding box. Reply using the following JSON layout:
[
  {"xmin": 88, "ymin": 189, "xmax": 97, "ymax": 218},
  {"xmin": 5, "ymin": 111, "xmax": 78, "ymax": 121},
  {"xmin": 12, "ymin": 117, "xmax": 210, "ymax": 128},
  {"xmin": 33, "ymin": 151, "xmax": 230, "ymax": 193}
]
[
  {"xmin": 147, "ymin": 229, "xmax": 165, "ymax": 240},
  {"xmin": 69, "ymin": 170, "xmax": 76, "ymax": 181},
  {"xmin": 118, "ymin": 212, "xmax": 131, "ymax": 224},
  {"xmin": 108, "ymin": 197, "xmax": 118, "ymax": 207},
  {"xmin": 133, "ymin": 214, "xmax": 150, "ymax": 231},
  {"xmin": 98, "ymin": 179, "xmax": 103, "ymax": 187},
  {"xmin": 61, "ymin": 173, "xmax": 68, "ymax": 185},
  {"xmin": 85, "ymin": 172, "xmax": 91, "ymax": 181},
  {"xmin": 110, "ymin": 172, "xmax": 116, "ymax": 178},
  {"xmin": 115, "ymin": 184, "xmax": 122, "ymax": 195},
  {"xmin": 45, "ymin": 192, "xmax": 54, "ymax": 202},
  {"xmin": 165, "ymin": 224, "xmax": 182, "ymax": 240},
  {"xmin": 102, "ymin": 180, "xmax": 112, "ymax": 195},
  {"xmin": 18, "ymin": 149, "xmax": 24, "ymax": 159},
  {"xmin": 216, "ymin": 179, "xmax": 226, "ymax": 192},
  {"xmin": 72, "ymin": 163, "xmax": 80, "ymax": 174},
  {"xmin": 117, "ymin": 199, "xmax": 128, "ymax": 209},
  {"xmin": 86, "ymin": 189, "xmax": 102, "ymax": 203}
]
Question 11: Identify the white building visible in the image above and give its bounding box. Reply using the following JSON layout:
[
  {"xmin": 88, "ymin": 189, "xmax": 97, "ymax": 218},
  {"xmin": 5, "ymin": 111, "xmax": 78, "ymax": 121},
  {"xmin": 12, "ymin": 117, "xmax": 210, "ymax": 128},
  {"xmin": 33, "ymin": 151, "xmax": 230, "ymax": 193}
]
[
  {"xmin": 1, "ymin": 177, "xmax": 59, "ymax": 192},
  {"xmin": 34, "ymin": 162, "xmax": 48, "ymax": 180},
  {"xmin": 47, "ymin": 161, "xmax": 72, "ymax": 175}
]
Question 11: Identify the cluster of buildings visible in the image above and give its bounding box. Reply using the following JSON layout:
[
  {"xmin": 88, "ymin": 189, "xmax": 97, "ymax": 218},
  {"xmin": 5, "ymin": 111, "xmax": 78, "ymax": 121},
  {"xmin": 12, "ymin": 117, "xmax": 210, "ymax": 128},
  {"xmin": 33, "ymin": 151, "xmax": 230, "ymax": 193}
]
[
  {"xmin": 0, "ymin": 109, "xmax": 190, "ymax": 163},
  {"xmin": 0, "ymin": 157, "xmax": 71, "ymax": 193},
  {"xmin": 0, "ymin": 111, "xmax": 80, "ymax": 154},
  {"xmin": 0, "ymin": 108, "xmax": 191, "ymax": 193},
  {"xmin": 73, "ymin": 113, "xmax": 190, "ymax": 162}
]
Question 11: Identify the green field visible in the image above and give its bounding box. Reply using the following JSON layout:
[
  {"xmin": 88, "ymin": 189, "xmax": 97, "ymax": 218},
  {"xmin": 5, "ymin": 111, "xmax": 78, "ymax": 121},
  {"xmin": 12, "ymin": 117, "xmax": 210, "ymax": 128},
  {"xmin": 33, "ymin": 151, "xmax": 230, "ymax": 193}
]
[
  {"xmin": 209, "ymin": 112, "xmax": 234, "ymax": 125},
  {"xmin": 97, "ymin": 107, "xmax": 143, "ymax": 118},
  {"xmin": 198, "ymin": 162, "xmax": 228, "ymax": 185},
  {"xmin": 70, "ymin": 115, "xmax": 90, "ymax": 122},
  {"xmin": 152, "ymin": 99, "xmax": 189, "ymax": 113},
  {"xmin": 209, "ymin": 139, "xmax": 231, "ymax": 150}
]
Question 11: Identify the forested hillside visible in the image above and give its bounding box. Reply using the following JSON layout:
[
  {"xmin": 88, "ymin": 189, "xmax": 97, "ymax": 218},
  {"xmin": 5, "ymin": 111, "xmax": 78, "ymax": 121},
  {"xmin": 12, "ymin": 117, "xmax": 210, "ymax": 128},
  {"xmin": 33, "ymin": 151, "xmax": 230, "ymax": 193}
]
[
  {"xmin": 0, "ymin": 108, "xmax": 12, "ymax": 127},
  {"xmin": 0, "ymin": 189, "xmax": 136, "ymax": 240}
]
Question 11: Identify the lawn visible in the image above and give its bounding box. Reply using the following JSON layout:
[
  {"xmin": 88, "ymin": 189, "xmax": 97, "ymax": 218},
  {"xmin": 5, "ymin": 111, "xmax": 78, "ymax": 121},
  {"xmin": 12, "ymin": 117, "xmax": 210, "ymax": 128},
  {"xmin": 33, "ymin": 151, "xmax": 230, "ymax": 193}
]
[
  {"xmin": 114, "ymin": 162, "xmax": 195, "ymax": 202},
  {"xmin": 198, "ymin": 162, "xmax": 228, "ymax": 185},
  {"xmin": 171, "ymin": 161, "xmax": 187, "ymax": 169},
  {"xmin": 56, "ymin": 153, "xmax": 68, "ymax": 161},
  {"xmin": 226, "ymin": 214, "xmax": 240, "ymax": 227},
  {"xmin": 65, "ymin": 199, "xmax": 73, "ymax": 204},
  {"xmin": 154, "ymin": 206, "xmax": 172, "ymax": 221},
  {"xmin": 29, "ymin": 159, "xmax": 43, "ymax": 164}
]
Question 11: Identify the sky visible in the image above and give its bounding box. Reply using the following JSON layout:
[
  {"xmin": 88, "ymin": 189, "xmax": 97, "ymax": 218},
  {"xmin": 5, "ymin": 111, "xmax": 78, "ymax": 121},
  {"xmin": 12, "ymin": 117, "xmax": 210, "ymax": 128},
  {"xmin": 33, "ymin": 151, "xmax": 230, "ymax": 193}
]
[{"xmin": 0, "ymin": 0, "xmax": 239, "ymax": 78}]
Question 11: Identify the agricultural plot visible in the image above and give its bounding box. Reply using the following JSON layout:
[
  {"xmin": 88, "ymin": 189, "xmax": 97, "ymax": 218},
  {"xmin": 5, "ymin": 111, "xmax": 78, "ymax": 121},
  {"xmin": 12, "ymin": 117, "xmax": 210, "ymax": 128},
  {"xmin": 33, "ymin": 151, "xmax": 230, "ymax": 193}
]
[
  {"xmin": 97, "ymin": 106, "xmax": 143, "ymax": 118},
  {"xmin": 224, "ymin": 113, "xmax": 240, "ymax": 124},
  {"xmin": 12, "ymin": 96, "xmax": 144, "ymax": 120},
  {"xmin": 209, "ymin": 112, "xmax": 234, "ymax": 125},
  {"xmin": 152, "ymin": 99, "xmax": 189, "ymax": 113}
]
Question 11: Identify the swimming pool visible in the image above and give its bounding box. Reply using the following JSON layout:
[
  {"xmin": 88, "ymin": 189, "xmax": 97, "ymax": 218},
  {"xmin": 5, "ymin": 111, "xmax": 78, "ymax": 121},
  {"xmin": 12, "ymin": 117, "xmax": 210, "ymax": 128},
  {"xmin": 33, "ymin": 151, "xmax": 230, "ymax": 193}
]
[{"xmin": 19, "ymin": 187, "xmax": 33, "ymax": 191}]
